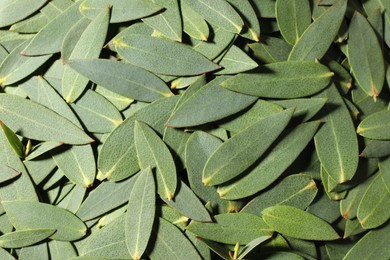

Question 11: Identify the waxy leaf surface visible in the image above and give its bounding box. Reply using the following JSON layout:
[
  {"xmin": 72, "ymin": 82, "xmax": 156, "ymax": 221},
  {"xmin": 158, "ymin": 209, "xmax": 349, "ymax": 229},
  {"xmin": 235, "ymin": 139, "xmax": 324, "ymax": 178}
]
[
  {"xmin": 0, "ymin": 229, "xmax": 56, "ymax": 248},
  {"xmin": 0, "ymin": 0, "xmax": 47, "ymax": 28}
]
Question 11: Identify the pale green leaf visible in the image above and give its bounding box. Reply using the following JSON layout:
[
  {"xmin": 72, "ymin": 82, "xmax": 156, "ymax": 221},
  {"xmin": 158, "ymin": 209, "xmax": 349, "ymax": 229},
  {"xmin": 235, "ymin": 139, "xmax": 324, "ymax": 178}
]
[
  {"xmin": 186, "ymin": 213, "xmax": 273, "ymax": 245},
  {"xmin": 215, "ymin": 45, "xmax": 258, "ymax": 75},
  {"xmin": 3, "ymin": 201, "xmax": 87, "ymax": 241},
  {"xmin": 18, "ymin": 242, "xmax": 49, "ymax": 260},
  {"xmin": 288, "ymin": 0, "xmax": 347, "ymax": 61},
  {"xmin": 221, "ymin": 61, "xmax": 333, "ymax": 98},
  {"xmin": 125, "ymin": 167, "xmax": 155, "ymax": 260},
  {"xmin": 0, "ymin": 120, "xmax": 24, "ymax": 158},
  {"xmin": 134, "ymin": 120, "xmax": 177, "ymax": 200},
  {"xmin": 24, "ymin": 141, "xmax": 63, "ymax": 161},
  {"xmin": 0, "ymin": 94, "xmax": 93, "ymax": 145},
  {"xmin": 114, "ymin": 35, "xmax": 220, "ymax": 76},
  {"xmin": 249, "ymin": 36, "xmax": 292, "ymax": 64},
  {"xmin": 68, "ymin": 59, "xmax": 173, "ymax": 102},
  {"xmin": 203, "ymin": 108, "xmax": 294, "ymax": 186},
  {"xmin": 262, "ymin": 205, "xmax": 340, "ymax": 240},
  {"xmin": 48, "ymin": 240, "xmax": 78, "ymax": 260},
  {"xmin": 357, "ymin": 110, "xmax": 390, "ymax": 140},
  {"xmin": 95, "ymin": 85, "xmax": 134, "ymax": 111},
  {"xmin": 0, "ymin": 164, "xmax": 20, "ymax": 183},
  {"xmin": 0, "ymin": 229, "xmax": 56, "ymax": 248},
  {"xmin": 0, "ymin": 0, "xmax": 47, "ymax": 28},
  {"xmin": 347, "ymin": 11, "xmax": 385, "ymax": 98},
  {"xmin": 9, "ymin": 12, "xmax": 49, "ymax": 34},
  {"xmin": 181, "ymin": 0, "xmax": 209, "ymax": 41}
]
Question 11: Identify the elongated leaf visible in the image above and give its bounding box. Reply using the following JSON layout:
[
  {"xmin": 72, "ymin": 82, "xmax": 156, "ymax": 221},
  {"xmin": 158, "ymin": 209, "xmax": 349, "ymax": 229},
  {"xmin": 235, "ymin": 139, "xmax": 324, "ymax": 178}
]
[
  {"xmin": 0, "ymin": 94, "xmax": 93, "ymax": 145},
  {"xmin": 251, "ymin": 0, "xmax": 276, "ymax": 18},
  {"xmin": 0, "ymin": 229, "xmax": 56, "ymax": 248},
  {"xmin": 21, "ymin": 2, "xmax": 84, "ymax": 56},
  {"xmin": 215, "ymin": 45, "xmax": 258, "ymax": 75},
  {"xmin": 357, "ymin": 173, "xmax": 390, "ymax": 229},
  {"xmin": 203, "ymin": 108, "xmax": 294, "ymax": 186},
  {"xmin": 25, "ymin": 141, "xmax": 63, "ymax": 161},
  {"xmin": 361, "ymin": 139, "xmax": 390, "ymax": 158},
  {"xmin": 181, "ymin": 0, "xmax": 209, "ymax": 41},
  {"xmin": 147, "ymin": 217, "xmax": 201, "ymax": 260},
  {"xmin": 0, "ymin": 164, "xmax": 20, "ymax": 183},
  {"xmin": 238, "ymin": 236, "xmax": 273, "ymax": 259},
  {"xmin": 276, "ymin": 0, "xmax": 311, "ymax": 45},
  {"xmin": 80, "ymin": 215, "xmax": 130, "ymax": 259},
  {"xmin": 80, "ymin": 0, "xmax": 163, "ymax": 23},
  {"xmin": 71, "ymin": 89, "xmax": 123, "ymax": 133},
  {"xmin": 288, "ymin": 0, "xmax": 347, "ymax": 61},
  {"xmin": 68, "ymin": 59, "xmax": 173, "ymax": 102},
  {"xmin": 114, "ymin": 35, "xmax": 220, "ymax": 76},
  {"xmin": 226, "ymin": 0, "xmax": 260, "ymax": 41},
  {"xmin": 126, "ymin": 167, "xmax": 155, "ymax": 260},
  {"xmin": 218, "ymin": 122, "xmax": 320, "ymax": 199},
  {"xmin": 97, "ymin": 96, "xmax": 177, "ymax": 181},
  {"xmin": 61, "ymin": 18, "xmax": 90, "ymax": 64},
  {"xmin": 48, "ymin": 240, "xmax": 78, "ymax": 260},
  {"xmin": 344, "ymin": 222, "xmax": 390, "ymax": 260},
  {"xmin": 95, "ymin": 85, "xmax": 134, "ymax": 111},
  {"xmin": 166, "ymin": 77, "xmax": 257, "ymax": 128},
  {"xmin": 52, "ymin": 144, "xmax": 96, "ymax": 187},
  {"xmin": 0, "ymin": 120, "xmax": 24, "ymax": 158},
  {"xmin": 262, "ymin": 205, "xmax": 340, "ymax": 240},
  {"xmin": 221, "ymin": 61, "xmax": 333, "ymax": 98},
  {"xmin": 186, "ymin": 213, "xmax": 273, "ymax": 245},
  {"xmin": 18, "ymin": 242, "xmax": 49, "ymax": 260},
  {"xmin": 3, "ymin": 201, "xmax": 87, "ymax": 241},
  {"xmin": 348, "ymin": 11, "xmax": 385, "ymax": 98},
  {"xmin": 142, "ymin": 0, "xmax": 182, "ymax": 41},
  {"xmin": 272, "ymin": 98, "xmax": 327, "ymax": 123},
  {"xmin": 357, "ymin": 110, "xmax": 390, "ymax": 140},
  {"xmin": 314, "ymin": 84, "xmax": 359, "ymax": 183},
  {"xmin": 249, "ymin": 36, "xmax": 292, "ymax": 64},
  {"xmin": 134, "ymin": 120, "xmax": 177, "ymax": 200},
  {"xmin": 182, "ymin": 0, "xmax": 243, "ymax": 34},
  {"xmin": 163, "ymin": 180, "xmax": 212, "ymax": 222},
  {"xmin": 0, "ymin": 40, "xmax": 52, "ymax": 86},
  {"xmin": 62, "ymin": 7, "xmax": 110, "ymax": 103},
  {"xmin": 0, "ymin": 0, "xmax": 47, "ymax": 28},
  {"xmin": 242, "ymin": 174, "xmax": 318, "ymax": 215}
]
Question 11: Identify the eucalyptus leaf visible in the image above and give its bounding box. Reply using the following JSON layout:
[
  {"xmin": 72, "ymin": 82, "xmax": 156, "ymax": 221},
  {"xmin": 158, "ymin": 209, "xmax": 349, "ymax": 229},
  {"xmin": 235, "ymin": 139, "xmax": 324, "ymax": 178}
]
[
  {"xmin": 249, "ymin": 36, "xmax": 292, "ymax": 64},
  {"xmin": 221, "ymin": 61, "xmax": 333, "ymax": 98},
  {"xmin": 181, "ymin": 0, "xmax": 209, "ymax": 41},
  {"xmin": 214, "ymin": 45, "xmax": 258, "ymax": 75},
  {"xmin": 0, "ymin": 120, "xmax": 24, "ymax": 158},
  {"xmin": 0, "ymin": 0, "xmax": 47, "ymax": 28},
  {"xmin": 0, "ymin": 229, "xmax": 56, "ymax": 248},
  {"xmin": 357, "ymin": 110, "xmax": 390, "ymax": 140},
  {"xmin": 0, "ymin": 164, "xmax": 20, "ymax": 183}
]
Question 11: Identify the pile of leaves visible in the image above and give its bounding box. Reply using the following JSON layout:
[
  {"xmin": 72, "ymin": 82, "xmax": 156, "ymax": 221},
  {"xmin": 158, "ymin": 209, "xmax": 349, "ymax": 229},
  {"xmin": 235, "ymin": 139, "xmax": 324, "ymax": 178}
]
[{"xmin": 0, "ymin": 0, "xmax": 389, "ymax": 259}]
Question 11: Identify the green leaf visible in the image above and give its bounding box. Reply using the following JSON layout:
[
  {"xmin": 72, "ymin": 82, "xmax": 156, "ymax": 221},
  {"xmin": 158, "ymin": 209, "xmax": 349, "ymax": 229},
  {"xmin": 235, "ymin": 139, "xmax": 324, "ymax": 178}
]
[
  {"xmin": 9, "ymin": 12, "xmax": 49, "ymax": 34},
  {"xmin": 0, "ymin": 164, "xmax": 20, "ymax": 183},
  {"xmin": 379, "ymin": 157, "xmax": 390, "ymax": 192},
  {"xmin": 166, "ymin": 77, "xmax": 257, "ymax": 128},
  {"xmin": 142, "ymin": 0, "xmax": 182, "ymax": 41},
  {"xmin": 62, "ymin": 6, "xmax": 110, "ymax": 103},
  {"xmin": 147, "ymin": 217, "xmax": 202, "ymax": 260},
  {"xmin": 0, "ymin": 229, "xmax": 56, "ymax": 248},
  {"xmin": 0, "ymin": 120, "xmax": 24, "ymax": 158},
  {"xmin": 0, "ymin": 40, "xmax": 52, "ymax": 86},
  {"xmin": 242, "ymin": 174, "xmax": 318, "ymax": 215},
  {"xmin": 0, "ymin": 94, "xmax": 93, "ymax": 145},
  {"xmin": 181, "ymin": 0, "xmax": 209, "ymax": 41},
  {"xmin": 288, "ymin": 0, "xmax": 347, "ymax": 61},
  {"xmin": 125, "ymin": 167, "xmax": 156, "ymax": 260},
  {"xmin": 80, "ymin": 214, "xmax": 131, "ymax": 259},
  {"xmin": 114, "ymin": 35, "xmax": 220, "ymax": 76},
  {"xmin": 68, "ymin": 59, "xmax": 173, "ymax": 102},
  {"xmin": 226, "ymin": 0, "xmax": 261, "ymax": 41},
  {"xmin": 24, "ymin": 141, "xmax": 63, "ymax": 161},
  {"xmin": 214, "ymin": 45, "xmax": 258, "ymax": 75},
  {"xmin": 251, "ymin": 0, "xmax": 276, "ymax": 18},
  {"xmin": 249, "ymin": 36, "xmax": 292, "ymax": 64},
  {"xmin": 344, "ymin": 222, "xmax": 390, "ymax": 260},
  {"xmin": 276, "ymin": 0, "xmax": 311, "ymax": 45},
  {"xmin": 0, "ymin": 0, "xmax": 47, "ymax": 28},
  {"xmin": 134, "ymin": 120, "xmax": 177, "ymax": 200},
  {"xmin": 48, "ymin": 240, "xmax": 78, "ymax": 260},
  {"xmin": 221, "ymin": 61, "xmax": 333, "ymax": 98},
  {"xmin": 80, "ymin": 0, "xmax": 163, "ymax": 23},
  {"xmin": 314, "ymin": 84, "xmax": 359, "ymax": 183},
  {"xmin": 52, "ymin": 144, "xmax": 96, "ymax": 188},
  {"xmin": 163, "ymin": 180, "xmax": 212, "ymax": 222},
  {"xmin": 348, "ymin": 11, "xmax": 385, "ymax": 98},
  {"xmin": 21, "ymin": 1, "xmax": 84, "ymax": 56},
  {"xmin": 182, "ymin": 0, "xmax": 244, "ymax": 34},
  {"xmin": 186, "ymin": 213, "xmax": 273, "ymax": 245},
  {"xmin": 97, "ymin": 96, "xmax": 177, "ymax": 181},
  {"xmin": 95, "ymin": 85, "xmax": 134, "ymax": 111},
  {"xmin": 71, "ymin": 89, "xmax": 123, "ymax": 133},
  {"xmin": 76, "ymin": 176, "xmax": 136, "ymax": 221},
  {"xmin": 218, "ymin": 122, "xmax": 320, "ymax": 199},
  {"xmin": 272, "ymin": 98, "xmax": 328, "ymax": 123},
  {"xmin": 237, "ymin": 236, "xmax": 273, "ymax": 259},
  {"xmin": 262, "ymin": 205, "xmax": 340, "ymax": 240},
  {"xmin": 361, "ymin": 139, "xmax": 390, "ymax": 158},
  {"xmin": 203, "ymin": 108, "xmax": 294, "ymax": 186},
  {"xmin": 357, "ymin": 110, "xmax": 390, "ymax": 140},
  {"xmin": 357, "ymin": 172, "xmax": 390, "ymax": 229},
  {"xmin": 3, "ymin": 201, "xmax": 87, "ymax": 241},
  {"xmin": 18, "ymin": 242, "xmax": 49, "ymax": 260}
]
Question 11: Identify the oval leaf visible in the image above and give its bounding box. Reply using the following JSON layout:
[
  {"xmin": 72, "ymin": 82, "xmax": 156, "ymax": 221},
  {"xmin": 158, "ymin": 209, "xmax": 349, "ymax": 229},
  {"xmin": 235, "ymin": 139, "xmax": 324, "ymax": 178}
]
[
  {"xmin": 221, "ymin": 61, "xmax": 333, "ymax": 98},
  {"xmin": 357, "ymin": 110, "xmax": 390, "ymax": 140},
  {"xmin": 114, "ymin": 35, "xmax": 220, "ymax": 76},
  {"xmin": 0, "ymin": 94, "xmax": 93, "ymax": 145},
  {"xmin": 262, "ymin": 205, "xmax": 340, "ymax": 241},
  {"xmin": 2, "ymin": 201, "xmax": 87, "ymax": 241}
]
